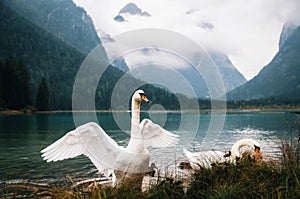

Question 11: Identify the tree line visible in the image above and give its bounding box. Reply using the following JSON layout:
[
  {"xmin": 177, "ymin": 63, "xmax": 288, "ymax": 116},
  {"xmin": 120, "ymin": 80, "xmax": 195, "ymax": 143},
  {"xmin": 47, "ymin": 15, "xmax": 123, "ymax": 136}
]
[
  {"xmin": 0, "ymin": 58, "xmax": 49, "ymax": 111},
  {"xmin": 0, "ymin": 59, "xmax": 299, "ymax": 111}
]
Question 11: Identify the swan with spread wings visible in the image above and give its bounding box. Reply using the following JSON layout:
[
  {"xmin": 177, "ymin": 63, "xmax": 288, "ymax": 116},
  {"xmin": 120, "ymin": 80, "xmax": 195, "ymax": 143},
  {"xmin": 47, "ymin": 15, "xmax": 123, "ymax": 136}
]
[{"xmin": 41, "ymin": 90, "xmax": 179, "ymax": 187}]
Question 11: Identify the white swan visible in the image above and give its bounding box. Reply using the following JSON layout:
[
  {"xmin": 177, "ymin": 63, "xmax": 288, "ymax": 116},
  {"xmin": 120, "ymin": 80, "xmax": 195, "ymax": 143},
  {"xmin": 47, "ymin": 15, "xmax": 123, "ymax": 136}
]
[
  {"xmin": 41, "ymin": 90, "xmax": 178, "ymax": 188},
  {"xmin": 228, "ymin": 138, "xmax": 262, "ymax": 160},
  {"xmin": 182, "ymin": 139, "xmax": 262, "ymax": 169}
]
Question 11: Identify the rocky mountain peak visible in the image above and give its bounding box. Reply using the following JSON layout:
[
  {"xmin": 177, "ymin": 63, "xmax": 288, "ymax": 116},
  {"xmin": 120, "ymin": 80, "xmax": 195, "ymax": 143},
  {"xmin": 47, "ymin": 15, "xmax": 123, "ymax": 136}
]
[
  {"xmin": 114, "ymin": 3, "xmax": 150, "ymax": 22},
  {"xmin": 119, "ymin": 3, "xmax": 151, "ymax": 16},
  {"xmin": 227, "ymin": 25, "xmax": 300, "ymax": 101},
  {"xmin": 279, "ymin": 22, "xmax": 297, "ymax": 50}
]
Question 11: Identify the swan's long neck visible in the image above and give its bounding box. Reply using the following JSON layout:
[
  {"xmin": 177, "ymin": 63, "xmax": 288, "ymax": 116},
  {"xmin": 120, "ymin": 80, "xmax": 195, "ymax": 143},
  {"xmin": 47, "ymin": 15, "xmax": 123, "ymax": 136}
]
[
  {"xmin": 127, "ymin": 98, "xmax": 146, "ymax": 153},
  {"xmin": 230, "ymin": 139, "xmax": 257, "ymax": 160},
  {"xmin": 131, "ymin": 99, "xmax": 140, "ymax": 131}
]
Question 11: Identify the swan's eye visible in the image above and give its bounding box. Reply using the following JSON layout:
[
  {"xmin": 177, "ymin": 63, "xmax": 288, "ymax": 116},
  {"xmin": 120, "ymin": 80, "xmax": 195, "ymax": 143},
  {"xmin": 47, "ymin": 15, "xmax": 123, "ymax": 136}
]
[{"xmin": 139, "ymin": 93, "xmax": 149, "ymax": 103}]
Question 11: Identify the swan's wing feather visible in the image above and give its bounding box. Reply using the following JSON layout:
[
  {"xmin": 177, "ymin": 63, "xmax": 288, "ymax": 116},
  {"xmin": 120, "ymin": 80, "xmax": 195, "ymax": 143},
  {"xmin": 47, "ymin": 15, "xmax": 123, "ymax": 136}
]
[
  {"xmin": 204, "ymin": 151, "xmax": 226, "ymax": 163},
  {"xmin": 41, "ymin": 130, "xmax": 83, "ymax": 162},
  {"xmin": 183, "ymin": 149, "xmax": 227, "ymax": 169},
  {"xmin": 139, "ymin": 119, "xmax": 179, "ymax": 148},
  {"xmin": 41, "ymin": 122, "xmax": 122, "ymax": 177}
]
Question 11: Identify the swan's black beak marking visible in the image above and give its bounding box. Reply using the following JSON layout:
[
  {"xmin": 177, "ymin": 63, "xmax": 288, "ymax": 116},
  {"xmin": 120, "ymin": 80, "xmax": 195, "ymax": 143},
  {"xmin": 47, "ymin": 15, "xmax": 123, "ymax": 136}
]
[
  {"xmin": 224, "ymin": 151, "xmax": 231, "ymax": 157},
  {"xmin": 254, "ymin": 145, "xmax": 262, "ymax": 159},
  {"xmin": 140, "ymin": 94, "xmax": 149, "ymax": 103}
]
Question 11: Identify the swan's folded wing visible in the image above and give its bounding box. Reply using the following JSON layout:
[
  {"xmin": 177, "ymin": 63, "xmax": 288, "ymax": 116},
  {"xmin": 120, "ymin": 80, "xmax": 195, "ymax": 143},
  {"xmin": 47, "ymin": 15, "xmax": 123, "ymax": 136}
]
[
  {"xmin": 139, "ymin": 119, "xmax": 179, "ymax": 148},
  {"xmin": 41, "ymin": 122, "xmax": 122, "ymax": 177},
  {"xmin": 183, "ymin": 149, "xmax": 228, "ymax": 169}
]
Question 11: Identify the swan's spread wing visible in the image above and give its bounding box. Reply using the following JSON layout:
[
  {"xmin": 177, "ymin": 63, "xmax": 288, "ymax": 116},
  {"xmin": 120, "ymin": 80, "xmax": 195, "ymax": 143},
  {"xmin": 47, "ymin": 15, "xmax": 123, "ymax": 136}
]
[
  {"xmin": 139, "ymin": 119, "xmax": 179, "ymax": 148},
  {"xmin": 41, "ymin": 122, "xmax": 122, "ymax": 177}
]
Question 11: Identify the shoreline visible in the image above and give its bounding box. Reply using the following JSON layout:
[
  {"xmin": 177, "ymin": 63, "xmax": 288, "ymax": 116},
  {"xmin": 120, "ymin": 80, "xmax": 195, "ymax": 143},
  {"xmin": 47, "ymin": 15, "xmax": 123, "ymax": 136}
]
[{"xmin": 1, "ymin": 107, "xmax": 300, "ymax": 115}]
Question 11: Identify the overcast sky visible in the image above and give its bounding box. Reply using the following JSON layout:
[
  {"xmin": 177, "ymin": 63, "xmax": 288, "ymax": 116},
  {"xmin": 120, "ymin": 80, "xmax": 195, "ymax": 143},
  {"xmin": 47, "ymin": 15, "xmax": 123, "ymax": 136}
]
[{"xmin": 73, "ymin": 0, "xmax": 300, "ymax": 80}]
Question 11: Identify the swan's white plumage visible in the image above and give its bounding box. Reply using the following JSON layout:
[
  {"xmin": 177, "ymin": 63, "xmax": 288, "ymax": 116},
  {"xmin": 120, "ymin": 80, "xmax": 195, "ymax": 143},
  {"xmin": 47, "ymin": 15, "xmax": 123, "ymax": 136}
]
[
  {"xmin": 140, "ymin": 119, "xmax": 179, "ymax": 148},
  {"xmin": 230, "ymin": 138, "xmax": 261, "ymax": 160},
  {"xmin": 183, "ymin": 139, "xmax": 261, "ymax": 169},
  {"xmin": 41, "ymin": 122, "xmax": 122, "ymax": 177},
  {"xmin": 41, "ymin": 90, "xmax": 179, "ymax": 185},
  {"xmin": 183, "ymin": 148, "xmax": 228, "ymax": 169}
]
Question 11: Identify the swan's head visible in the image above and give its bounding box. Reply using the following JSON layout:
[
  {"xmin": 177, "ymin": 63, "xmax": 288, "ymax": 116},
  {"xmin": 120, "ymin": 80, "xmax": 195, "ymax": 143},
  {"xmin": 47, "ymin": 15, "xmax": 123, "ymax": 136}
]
[
  {"xmin": 133, "ymin": 90, "xmax": 149, "ymax": 103},
  {"xmin": 230, "ymin": 139, "xmax": 262, "ymax": 160},
  {"xmin": 248, "ymin": 139, "xmax": 262, "ymax": 159},
  {"xmin": 254, "ymin": 145, "xmax": 262, "ymax": 159}
]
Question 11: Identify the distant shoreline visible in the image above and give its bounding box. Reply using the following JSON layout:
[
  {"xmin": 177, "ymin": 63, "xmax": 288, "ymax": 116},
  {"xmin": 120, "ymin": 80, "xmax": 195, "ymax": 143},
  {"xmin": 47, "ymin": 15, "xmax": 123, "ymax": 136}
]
[{"xmin": 1, "ymin": 108, "xmax": 300, "ymax": 115}]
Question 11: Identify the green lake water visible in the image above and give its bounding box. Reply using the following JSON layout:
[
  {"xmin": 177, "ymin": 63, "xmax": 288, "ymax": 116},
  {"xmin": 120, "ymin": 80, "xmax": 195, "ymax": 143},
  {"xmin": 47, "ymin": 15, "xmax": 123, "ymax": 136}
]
[{"xmin": 0, "ymin": 111, "xmax": 298, "ymax": 187}]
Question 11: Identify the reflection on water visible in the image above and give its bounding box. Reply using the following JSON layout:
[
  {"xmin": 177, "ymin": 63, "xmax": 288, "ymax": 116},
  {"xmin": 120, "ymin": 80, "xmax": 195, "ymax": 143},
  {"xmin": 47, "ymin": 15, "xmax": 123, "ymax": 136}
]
[
  {"xmin": 36, "ymin": 114, "xmax": 49, "ymax": 132},
  {"xmin": 0, "ymin": 111, "xmax": 299, "ymax": 187}
]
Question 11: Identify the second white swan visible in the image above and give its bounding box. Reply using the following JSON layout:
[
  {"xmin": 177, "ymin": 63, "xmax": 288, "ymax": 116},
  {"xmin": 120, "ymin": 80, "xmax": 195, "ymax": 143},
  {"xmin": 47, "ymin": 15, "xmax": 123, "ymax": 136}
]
[{"xmin": 183, "ymin": 139, "xmax": 262, "ymax": 169}]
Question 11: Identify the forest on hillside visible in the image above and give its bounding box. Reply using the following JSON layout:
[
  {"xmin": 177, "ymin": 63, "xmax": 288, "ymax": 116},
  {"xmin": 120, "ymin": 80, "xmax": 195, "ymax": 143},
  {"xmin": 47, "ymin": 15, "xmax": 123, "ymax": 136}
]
[
  {"xmin": 1, "ymin": 1, "xmax": 299, "ymax": 111},
  {"xmin": 0, "ymin": 2, "xmax": 196, "ymax": 111}
]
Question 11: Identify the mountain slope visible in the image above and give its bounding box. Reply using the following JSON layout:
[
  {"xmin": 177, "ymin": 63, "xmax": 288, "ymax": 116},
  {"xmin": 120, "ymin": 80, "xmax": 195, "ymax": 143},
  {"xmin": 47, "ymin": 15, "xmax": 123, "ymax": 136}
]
[
  {"xmin": 111, "ymin": 48, "xmax": 246, "ymax": 98},
  {"xmin": 0, "ymin": 2, "xmax": 85, "ymax": 109},
  {"xmin": 3, "ymin": 0, "xmax": 101, "ymax": 54},
  {"xmin": 279, "ymin": 22, "xmax": 297, "ymax": 50},
  {"xmin": 227, "ymin": 25, "xmax": 300, "ymax": 101},
  {"xmin": 209, "ymin": 51, "xmax": 247, "ymax": 92},
  {"xmin": 0, "ymin": 2, "xmax": 194, "ymax": 110}
]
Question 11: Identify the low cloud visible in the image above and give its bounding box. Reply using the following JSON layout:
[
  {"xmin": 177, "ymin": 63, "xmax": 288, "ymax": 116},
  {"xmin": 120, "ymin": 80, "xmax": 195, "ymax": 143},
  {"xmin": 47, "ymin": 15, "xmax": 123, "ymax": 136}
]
[{"xmin": 74, "ymin": 0, "xmax": 300, "ymax": 80}]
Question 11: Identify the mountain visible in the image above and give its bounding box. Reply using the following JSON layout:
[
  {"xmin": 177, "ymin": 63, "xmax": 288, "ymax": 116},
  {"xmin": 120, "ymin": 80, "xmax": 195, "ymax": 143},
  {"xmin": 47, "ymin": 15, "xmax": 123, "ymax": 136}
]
[
  {"xmin": 4, "ymin": 0, "xmax": 132, "ymax": 73},
  {"xmin": 0, "ymin": 1, "xmax": 85, "ymax": 109},
  {"xmin": 114, "ymin": 15, "xmax": 126, "ymax": 22},
  {"xmin": 119, "ymin": 3, "xmax": 151, "ymax": 16},
  {"xmin": 227, "ymin": 25, "xmax": 300, "ymax": 101},
  {"xmin": 0, "ymin": 1, "xmax": 194, "ymax": 110},
  {"xmin": 2, "ymin": 0, "xmax": 100, "ymax": 54},
  {"xmin": 114, "ymin": 3, "xmax": 151, "ymax": 22},
  {"xmin": 177, "ymin": 50, "xmax": 247, "ymax": 98},
  {"xmin": 279, "ymin": 22, "xmax": 297, "ymax": 50},
  {"xmin": 209, "ymin": 51, "xmax": 247, "ymax": 92},
  {"xmin": 110, "ymin": 48, "xmax": 246, "ymax": 98}
]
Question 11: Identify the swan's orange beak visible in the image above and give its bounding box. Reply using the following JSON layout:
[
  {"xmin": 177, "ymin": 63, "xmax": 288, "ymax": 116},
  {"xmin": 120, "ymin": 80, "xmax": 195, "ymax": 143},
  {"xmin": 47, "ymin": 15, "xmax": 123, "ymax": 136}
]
[
  {"xmin": 141, "ymin": 94, "xmax": 149, "ymax": 103},
  {"xmin": 255, "ymin": 148, "xmax": 262, "ymax": 159}
]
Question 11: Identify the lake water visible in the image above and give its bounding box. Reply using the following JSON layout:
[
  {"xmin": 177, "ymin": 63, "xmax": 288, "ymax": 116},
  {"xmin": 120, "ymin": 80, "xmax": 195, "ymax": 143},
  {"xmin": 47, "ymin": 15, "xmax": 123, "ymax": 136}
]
[{"xmin": 0, "ymin": 110, "xmax": 299, "ymax": 187}]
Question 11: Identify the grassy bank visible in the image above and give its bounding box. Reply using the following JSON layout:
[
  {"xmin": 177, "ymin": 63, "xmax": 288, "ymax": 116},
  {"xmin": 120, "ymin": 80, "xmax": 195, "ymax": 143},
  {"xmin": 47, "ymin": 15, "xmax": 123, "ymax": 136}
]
[
  {"xmin": 187, "ymin": 141, "xmax": 300, "ymax": 198},
  {"xmin": 1, "ymin": 140, "xmax": 300, "ymax": 199}
]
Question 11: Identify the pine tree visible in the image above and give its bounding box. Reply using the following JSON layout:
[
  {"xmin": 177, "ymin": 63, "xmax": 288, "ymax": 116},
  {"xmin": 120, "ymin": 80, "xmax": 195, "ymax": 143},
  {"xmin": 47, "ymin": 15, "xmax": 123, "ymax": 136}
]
[
  {"xmin": 0, "ymin": 58, "xmax": 31, "ymax": 109},
  {"xmin": 0, "ymin": 60, "xmax": 3, "ymax": 108},
  {"xmin": 36, "ymin": 77, "xmax": 49, "ymax": 111}
]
